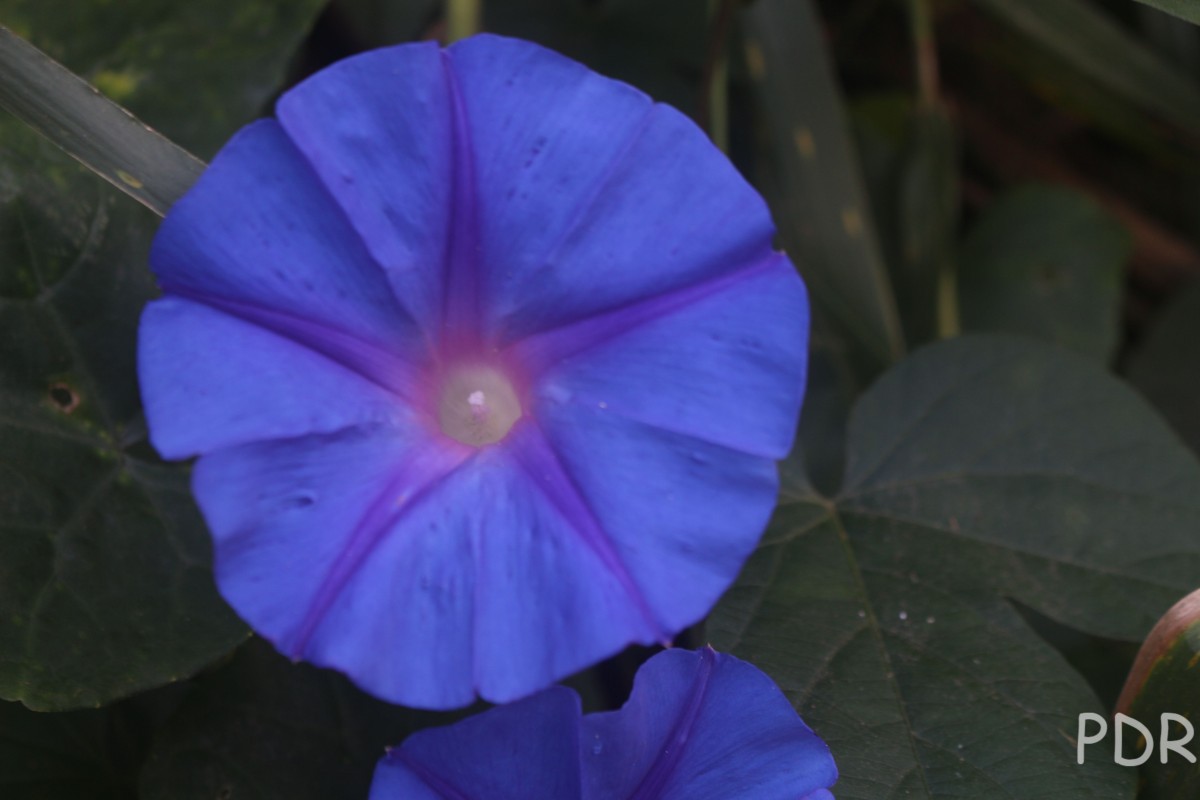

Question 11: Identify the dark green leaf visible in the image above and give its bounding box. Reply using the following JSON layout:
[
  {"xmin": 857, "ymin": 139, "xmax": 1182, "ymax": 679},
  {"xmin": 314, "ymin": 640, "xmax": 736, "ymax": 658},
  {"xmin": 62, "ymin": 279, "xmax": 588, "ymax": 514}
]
[
  {"xmin": 0, "ymin": 26, "xmax": 203, "ymax": 217},
  {"xmin": 1125, "ymin": 280, "xmax": 1200, "ymax": 455},
  {"xmin": 711, "ymin": 334, "xmax": 1200, "ymax": 798},
  {"xmin": 138, "ymin": 638, "xmax": 461, "ymax": 800},
  {"xmin": 1015, "ymin": 604, "xmax": 1140, "ymax": 714},
  {"xmin": 0, "ymin": 0, "xmax": 326, "ymax": 710},
  {"xmin": 1116, "ymin": 589, "xmax": 1200, "ymax": 798},
  {"xmin": 0, "ymin": 132, "xmax": 246, "ymax": 710},
  {"xmin": 958, "ymin": 185, "xmax": 1129, "ymax": 360},
  {"xmin": 742, "ymin": 0, "xmax": 905, "ymax": 374},
  {"xmin": 969, "ymin": 0, "xmax": 1200, "ymax": 134}
]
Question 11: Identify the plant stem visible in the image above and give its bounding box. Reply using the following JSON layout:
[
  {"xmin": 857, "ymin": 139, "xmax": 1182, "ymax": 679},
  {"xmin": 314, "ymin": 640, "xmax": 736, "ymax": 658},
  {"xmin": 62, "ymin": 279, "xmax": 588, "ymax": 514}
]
[
  {"xmin": 700, "ymin": 0, "xmax": 736, "ymax": 152},
  {"xmin": 909, "ymin": 0, "xmax": 958, "ymax": 337},
  {"xmin": 446, "ymin": 0, "xmax": 482, "ymax": 43},
  {"xmin": 909, "ymin": 0, "xmax": 940, "ymax": 109}
]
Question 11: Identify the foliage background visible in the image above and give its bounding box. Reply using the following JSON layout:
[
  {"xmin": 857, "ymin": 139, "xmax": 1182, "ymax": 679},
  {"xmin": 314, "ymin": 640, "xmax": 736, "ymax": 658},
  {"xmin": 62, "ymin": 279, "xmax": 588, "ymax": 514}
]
[{"xmin": 3, "ymin": 0, "xmax": 1200, "ymax": 797}]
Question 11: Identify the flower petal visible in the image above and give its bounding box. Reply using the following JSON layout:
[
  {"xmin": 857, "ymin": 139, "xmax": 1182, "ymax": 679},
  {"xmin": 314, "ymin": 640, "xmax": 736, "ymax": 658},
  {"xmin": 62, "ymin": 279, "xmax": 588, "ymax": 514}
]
[
  {"xmin": 516, "ymin": 252, "xmax": 808, "ymax": 459},
  {"xmin": 276, "ymin": 43, "xmax": 453, "ymax": 339},
  {"xmin": 192, "ymin": 425, "xmax": 472, "ymax": 704},
  {"xmin": 139, "ymin": 297, "xmax": 407, "ymax": 459},
  {"xmin": 369, "ymin": 687, "xmax": 583, "ymax": 800},
  {"xmin": 445, "ymin": 35, "xmax": 778, "ymax": 345},
  {"xmin": 150, "ymin": 119, "xmax": 428, "ymax": 371},
  {"xmin": 368, "ymin": 649, "xmax": 838, "ymax": 800},
  {"xmin": 581, "ymin": 648, "xmax": 839, "ymax": 800},
  {"xmin": 530, "ymin": 395, "xmax": 779, "ymax": 634},
  {"xmin": 199, "ymin": 420, "xmax": 664, "ymax": 709},
  {"xmin": 476, "ymin": 423, "xmax": 664, "ymax": 702},
  {"xmin": 299, "ymin": 425, "xmax": 662, "ymax": 708}
]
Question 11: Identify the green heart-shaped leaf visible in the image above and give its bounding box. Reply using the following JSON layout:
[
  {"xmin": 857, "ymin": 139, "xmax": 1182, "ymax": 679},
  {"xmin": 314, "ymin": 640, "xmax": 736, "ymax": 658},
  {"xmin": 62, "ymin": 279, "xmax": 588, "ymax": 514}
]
[
  {"xmin": 711, "ymin": 334, "xmax": 1200, "ymax": 798},
  {"xmin": 0, "ymin": 0, "xmax": 324, "ymax": 710}
]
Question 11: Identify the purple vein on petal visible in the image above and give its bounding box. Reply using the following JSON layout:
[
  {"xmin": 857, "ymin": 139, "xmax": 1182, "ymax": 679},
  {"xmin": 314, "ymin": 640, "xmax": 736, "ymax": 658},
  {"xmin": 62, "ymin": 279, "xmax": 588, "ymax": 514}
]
[
  {"xmin": 627, "ymin": 646, "xmax": 717, "ymax": 800},
  {"xmin": 288, "ymin": 440, "xmax": 471, "ymax": 657},
  {"xmin": 160, "ymin": 285, "xmax": 422, "ymax": 402},
  {"xmin": 439, "ymin": 50, "xmax": 484, "ymax": 346},
  {"xmin": 507, "ymin": 251, "xmax": 786, "ymax": 376},
  {"xmin": 386, "ymin": 749, "xmax": 473, "ymax": 800},
  {"xmin": 271, "ymin": 124, "xmax": 441, "ymax": 361},
  {"xmin": 508, "ymin": 421, "xmax": 669, "ymax": 643}
]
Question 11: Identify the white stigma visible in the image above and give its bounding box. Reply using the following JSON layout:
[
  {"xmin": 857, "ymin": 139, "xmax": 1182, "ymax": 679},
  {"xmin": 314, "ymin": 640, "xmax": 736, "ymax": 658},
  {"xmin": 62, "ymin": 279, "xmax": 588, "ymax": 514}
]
[{"xmin": 437, "ymin": 365, "xmax": 521, "ymax": 447}]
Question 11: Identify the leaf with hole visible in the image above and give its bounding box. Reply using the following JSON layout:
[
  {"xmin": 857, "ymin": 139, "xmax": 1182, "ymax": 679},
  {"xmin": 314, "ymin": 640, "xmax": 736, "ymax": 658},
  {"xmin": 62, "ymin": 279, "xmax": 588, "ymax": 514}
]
[{"xmin": 0, "ymin": 0, "xmax": 326, "ymax": 709}]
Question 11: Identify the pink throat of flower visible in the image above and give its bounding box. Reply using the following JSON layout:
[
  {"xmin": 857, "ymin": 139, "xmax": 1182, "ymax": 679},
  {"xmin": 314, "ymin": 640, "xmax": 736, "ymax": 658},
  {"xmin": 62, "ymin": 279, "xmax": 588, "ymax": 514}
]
[{"xmin": 435, "ymin": 362, "xmax": 523, "ymax": 447}]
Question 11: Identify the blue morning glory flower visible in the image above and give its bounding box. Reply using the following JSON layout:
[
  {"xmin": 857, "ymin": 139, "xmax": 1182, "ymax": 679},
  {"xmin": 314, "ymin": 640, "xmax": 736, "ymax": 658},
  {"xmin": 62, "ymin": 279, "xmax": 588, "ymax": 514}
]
[
  {"xmin": 369, "ymin": 648, "xmax": 837, "ymax": 799},
  {"xmin": 138, "ymin": 34, "xmax": 809, "ymax": 709}
]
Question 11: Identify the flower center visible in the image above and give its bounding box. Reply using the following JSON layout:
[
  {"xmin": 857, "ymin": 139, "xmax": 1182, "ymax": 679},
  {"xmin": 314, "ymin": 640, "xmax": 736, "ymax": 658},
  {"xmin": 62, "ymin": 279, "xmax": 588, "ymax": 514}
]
[{"xmin": 436, "ymin": 363, "xmax": 522, "ymax": 447}]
